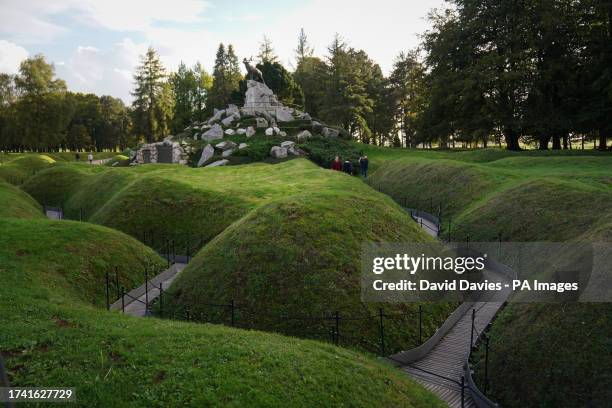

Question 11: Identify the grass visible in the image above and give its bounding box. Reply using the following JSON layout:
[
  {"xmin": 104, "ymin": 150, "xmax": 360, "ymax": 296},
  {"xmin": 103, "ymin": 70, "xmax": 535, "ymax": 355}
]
[
  {"xmin": 0, "ymin": 154, "xmax": 56, "ymax": 185},
  {"xmin": 20, "ymin": 158, "xmax": 455, "ymax": 353},
  {"xmin": 0, "ymin": 207, "xmax": 444, "ymax": 407},
  {"xmin": 366, "ymin": 145, "xmax": 612, "ymax": 407},
  {"xmin": 0, "ymin": 181, "xmax": 44, "ymax": 219}
]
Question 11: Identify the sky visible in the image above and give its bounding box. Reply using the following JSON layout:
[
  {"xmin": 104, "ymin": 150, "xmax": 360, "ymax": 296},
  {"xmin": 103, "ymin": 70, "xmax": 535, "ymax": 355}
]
[{"xmin": 0, "ymin": 0, "xmax": 446, "ymax": 103}]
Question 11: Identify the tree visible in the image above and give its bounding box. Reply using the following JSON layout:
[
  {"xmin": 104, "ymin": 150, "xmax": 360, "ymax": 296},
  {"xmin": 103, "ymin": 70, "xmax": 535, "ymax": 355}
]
[
  {"xmin": 12, "ymin": 55, "xmax": 71, "ymax": 150},
  {"xmin": 295, "ymin": 28, "xmax": 314, "ymax": 64},
  {"xmin": 192, "ymin": 62, "xmax": 213, "ymax": 122},
  {"xmin": 207, "ymin": 43, "xmax": 243, "ymax": 112},
  {"xmin": 257, "ymin": 35, "xmax": 278, "ymax": 64},
  {"xmin": 389, "ymin": 51, "xmax": 426, "ymax": 147},
  {"xmin": 257, "ymin": 61, "xmax": 304, "ymax": 106},
  {"xmin": 170, "ymin": 62, "xmax": 197, "ymax": 134},
  {"xmin": 131, "ymin": 47, "xmax": 171, "ymax": 143},
  {"xmin": 293, "ymin": 56, "xmax": 327, "ymax": 119}
]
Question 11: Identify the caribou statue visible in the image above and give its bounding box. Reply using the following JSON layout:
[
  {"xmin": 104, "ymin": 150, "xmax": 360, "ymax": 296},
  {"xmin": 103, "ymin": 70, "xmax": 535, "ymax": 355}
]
[{"xmin": 243, "ymin": 58, "xmax": 266, "ymax": 85}]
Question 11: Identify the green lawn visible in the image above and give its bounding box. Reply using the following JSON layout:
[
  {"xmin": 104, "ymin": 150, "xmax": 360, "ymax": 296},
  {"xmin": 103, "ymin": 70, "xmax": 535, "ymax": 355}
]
[
  {"xmin": 366, "ymin": 145, "xmax": 612, "ymax": 407},
  {"xmin": 0, "ymin": 184, "xmax": 445, "ymax": 407}
]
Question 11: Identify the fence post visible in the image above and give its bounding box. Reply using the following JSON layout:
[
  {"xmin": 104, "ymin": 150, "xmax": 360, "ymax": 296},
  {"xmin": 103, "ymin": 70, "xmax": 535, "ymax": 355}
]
[
  {"xmin": 378, "ymin": 308, "xmax": 385, "ymax": 356},
  {"xmin": 172, "ymin": 240, "xmax": 176, "ymax": 263},
  {"xmin": 145, "ymin": 268, "xmax": 149, "ymax": 313},
  {"xmin": 448, "ymin": 217, "xmax": 452, "ymax": 242},
  {"xmin": 165, "ymin": 237, "xmax": 170, "ymax": 268},
  {"xmin": 498, "ymin": 232, "xmax": 502, "ymax": 259},
  {"xmin": 159, "ymin": 282, "xmax": 163, "ymax": 318},
  {"xmin": 418, "ymin": 304, "xmax": 423, "ymax": 345},
  {"xmin": 470, "ymin": 308, "xmax": 475, "ymax": 350},
  {"xmin": 230, "ymin": 299, "xmax": 235, "ymax": 326},
  {"xmin": 466, "ymin": 235, "xmax": 470, "ymax": 252},
  {"xmin": 484, "ymin": 335, "xmax": 490, "ymax": 393},
  {"xmin": 114, "ymin": 266, "xmax": 120, "ymax": 299},
  {"xmin": 79, "ymin": 207, "xmax": 83, "ymax": 221},
  {"xmin": 461, "ymin": 376, "xmax": 465, "ymax": 408},
  {"xmin": 334, "ymin": 311, "xmax": 340, "ymax": 346},
  {"xmin": 430, "ymin": 197, "xmax": 433, "ymax": 213},
  {"xmin": 121, "ymin": 287, "xmax": 125, "ymax": 313},
  {"xmin": 105, "ymin": 271, "xmax": 110, "ymax": 311}
]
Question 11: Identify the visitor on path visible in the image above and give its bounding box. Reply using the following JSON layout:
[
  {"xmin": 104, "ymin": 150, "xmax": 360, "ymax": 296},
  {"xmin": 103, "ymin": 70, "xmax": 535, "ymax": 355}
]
[
  {"xmin": 342, "ymin": 160, "xmax": 353, "ymax": 175},
  {"xmin": 331, "ymin": 156, "xmax": 342, "ymax": 171},
  {"xmin": 87, "ymin": 153, "xmax": 93, "ymax": 164},
  {"xmin": 359, "ymin": 155, "xmax": 369, "ymax": 178}
]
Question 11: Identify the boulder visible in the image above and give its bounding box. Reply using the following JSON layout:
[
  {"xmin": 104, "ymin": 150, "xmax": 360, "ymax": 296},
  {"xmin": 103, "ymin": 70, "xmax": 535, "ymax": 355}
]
[
  {"xmin": 296, "ymin": 130, "xmax": 312, "ymax": 142},
  {"xmin": 236, "ymin": 128, "xmax": 247, "ymax": 135},
  {"xmin": 208, "ymin": 109, "xmax": 225, "ymax": 125},
  {"xmin": 226, "ymin": 104, "xmax": 240, "ymax": 117},
  {"xmin": 221, "ymin": 115, "xmax": 235, "ymax": 127},
  {"xmin": 287, "ymin": 146, "xmax": 301, "ymax": 156},
  {"xmin": 238, "ymin": 143, "xmax": 248, "ymax": 150},
  {"xmin": 275, "ymin": 107, "xmax": 295, "ymax": 122},
  {"xmin": 222, "ymin": 149, "xmax": 234, "ymax": 158},
  {"xmin": 256, "ymin": 117, "xmax": 269, "ymax": 128},
  {"xmin": 205, "ymin": 159, "xmax": 229, "ymax": 167},
  {"xmin": 265, "ymin": 127, "xmax": 274, "ymax": 136},
  {"xmin": 215, "ymin": 140, "xmax": 237, "ymax": 151},
  {"xmin": 322, "ymin": 127, "xmax": 340, "ymax": 138},
  {"xmin": 312, "ymin": 121, "xmax": 324, "ymax": 133},
  {"xmin": 270, "ymin": 146, "xmax": 288, "ymax": 159},
  {"xmin": 246, "ymin": 126, "xmax": 256, "ymax": 137},
  {"xmin": 197, "ymin": 144, "xmax": 215, "ymax": 167},
  {"xmin": 299, "ymin": 113, "xmax": 312, "ymax": 121},
  {"xmin": 273, "ymin": 126, "xmax": 281, "ymax": 135},
  {"xmin": 224, "ymin": 128, "xmax": 236, "ymax": 136},
  {"xmin": 279, "ymin": 131, "xmax": 287, "ymax": 137},
  {"xmin": 202, "ymin": 124, "xmax": 224, "ymax": 142},
  {"xmin": 280, "ymin": 141, "xmax": 295, "ymax": 149},
  {"xmin": 243, "ymin": 80, "xmax": 281, "ymax": 115}
]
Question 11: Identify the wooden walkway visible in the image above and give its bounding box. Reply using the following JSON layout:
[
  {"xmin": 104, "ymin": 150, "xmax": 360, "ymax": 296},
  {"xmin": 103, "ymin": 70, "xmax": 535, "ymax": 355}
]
[
  {"xmin": 401, "ymin": 210, "xmax": 510, "ymax": 407},
  {"xmin": 402, "ymin": 300, "xmax": 505, "ymax": 407},
  {"xmin": 110, "ymin": 263, "xmax": 187, "ymax": 317}
]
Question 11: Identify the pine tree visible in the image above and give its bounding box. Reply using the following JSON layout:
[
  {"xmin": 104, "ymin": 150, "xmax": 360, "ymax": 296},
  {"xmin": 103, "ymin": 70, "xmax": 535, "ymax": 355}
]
[
  {"xmin": 208, "ymin": 43, "xmax": 242, "ymax": 111},
  {"xmin": 131, "ymin": 47, "xmax": 170, "ymax": 143},
  {"xmin": 257, "ymin": 35, "xmax": 278, "ymax": 64},
  {"xmin": 295, "ymin": 28, "xmax": 314, "ymax": 64}
]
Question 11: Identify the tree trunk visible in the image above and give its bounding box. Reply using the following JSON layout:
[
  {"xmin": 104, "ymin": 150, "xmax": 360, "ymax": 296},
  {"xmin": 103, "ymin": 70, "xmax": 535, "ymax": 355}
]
[
  {"xmin": 552, "ymin": 135, "xmax": 561, "ymax": 150},
  {"xmin": 538, "ymin": 135, "xmax": 550, "ymax": 150},
  {"xmin": 562, "ymin": 133, "xmax": 569, "ymax": 150},
  {"xmin": 505, "ymin": 128, "xmax": 521, "ymax": 150},
  {"xmin": 598, "ymin": 127, "xmax": 607, "ymax": 151}
]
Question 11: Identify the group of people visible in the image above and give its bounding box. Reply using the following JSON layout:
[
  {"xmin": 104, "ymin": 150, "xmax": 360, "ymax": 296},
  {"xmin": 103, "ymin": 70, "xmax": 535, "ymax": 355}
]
[
  {"xmin": 75, "ymin": 152, "xmax": 94, "ymax": 164},
  {"xmin": 331, "ymin": 155, "xmax": 369, "ymax": 178}
]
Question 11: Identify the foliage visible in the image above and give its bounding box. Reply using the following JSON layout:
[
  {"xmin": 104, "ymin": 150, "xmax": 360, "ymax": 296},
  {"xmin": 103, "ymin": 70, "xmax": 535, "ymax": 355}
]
[
  {"xmin": 169, "ymin": 62, "xmax": 212, "ymax": 134},
  {"xmin": 131, "ymin": 47, "xmax": 173, "ymax": 143},
  {"xmin": 257, "ymin": 61, "xmax": 304, "ymax": 107},
  {"xmin": 207, "ymin": 43, "xmax": 243, "ymax": 112}
]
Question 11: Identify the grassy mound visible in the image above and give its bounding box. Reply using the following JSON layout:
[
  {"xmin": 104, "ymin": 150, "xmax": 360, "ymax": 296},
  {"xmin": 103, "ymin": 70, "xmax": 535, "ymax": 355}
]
[
  {"xmin": 165, "ymin": 172, "xmax": 453, "ymax": 354},
  {"xmin": 0, "ymin": 218, "xmax": 444, "ymax": 407},
  {"xmin": 368, "ymin": 147, "xmax": 612, "ymax": 406},
  {"xmin": 0, "ymin": 181, "xmax": 44, "ymax": 219},
  {"xmin": 104, "ymin": 155, "xmax": 130, "ymax": 167},
  {"xmin": 0, "ymin": 154, "xmax": 56, "ymax": 185},
  {"xmin": 17, "ymin": 157, "xmax": 455, "ymax": 352}
]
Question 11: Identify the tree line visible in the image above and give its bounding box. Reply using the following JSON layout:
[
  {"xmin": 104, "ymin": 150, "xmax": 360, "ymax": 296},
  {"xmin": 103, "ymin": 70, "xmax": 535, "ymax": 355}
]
[{"xmin": 1, "ymin": 0, "xmax": 610, "ymax": 151}]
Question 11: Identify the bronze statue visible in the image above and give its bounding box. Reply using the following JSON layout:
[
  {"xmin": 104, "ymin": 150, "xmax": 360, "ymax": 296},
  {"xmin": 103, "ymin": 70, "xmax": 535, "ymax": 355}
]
[{"xmin": 243, "ymin": 58, "xmax": 266, "ymax": 85}]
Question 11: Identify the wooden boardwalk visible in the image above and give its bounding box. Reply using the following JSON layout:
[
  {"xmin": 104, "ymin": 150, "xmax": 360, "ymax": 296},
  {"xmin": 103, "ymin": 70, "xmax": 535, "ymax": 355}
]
[
  {"xmin": 110, "ymin": 263, "xmax": 187, "ymax": 317},
  {"xmin": 403, "ymin": 212, "xmax": 510, "ymax": 407},
  {"xmin": 402, "ymin": 301, "xmax": 504, "ymax": 407}
]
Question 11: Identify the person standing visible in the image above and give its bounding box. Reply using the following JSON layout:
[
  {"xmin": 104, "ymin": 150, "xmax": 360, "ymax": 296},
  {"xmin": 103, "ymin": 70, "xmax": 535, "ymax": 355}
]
[
  {"xmin": 359, "ymin": 155, "xmax": 369, "ymax": 178},
  {"xmin": 331, "ymin": 156, "xmax": 342, "ymax": 171},
  {"xmin": 342, "ymin": 159, "xmax": 353, "ymax": 175},
  {"xmin": 87, "ymin": 153, "xmax": 93, "ymax": 165}
]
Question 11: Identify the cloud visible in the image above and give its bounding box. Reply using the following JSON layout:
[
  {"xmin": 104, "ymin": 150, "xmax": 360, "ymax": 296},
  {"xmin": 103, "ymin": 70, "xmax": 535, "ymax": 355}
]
[
  {"xmin": 58, "ymin": 38, "xmax": 148, "ymax": 102},
  {"xmin": 0, "ymin": 40, "xmax": 29, "ymax": 74}
]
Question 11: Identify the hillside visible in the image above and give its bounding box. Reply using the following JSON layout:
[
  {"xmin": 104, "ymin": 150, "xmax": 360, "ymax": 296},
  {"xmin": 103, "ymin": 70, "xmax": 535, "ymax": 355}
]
[
  {"xmin": 367, "ymin": 147, "xmax": 612, "ymax": 407},
  {"xmin": 20, "ymin": 158, "xmax": 453, "ymax": 353},
  {"xmin": 0, "ymin": 210, "xmax": 444, "ymax": 407},
  {"xmin": 0, "ymin": 181, "xmax": 44, "ymax": 219}
]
